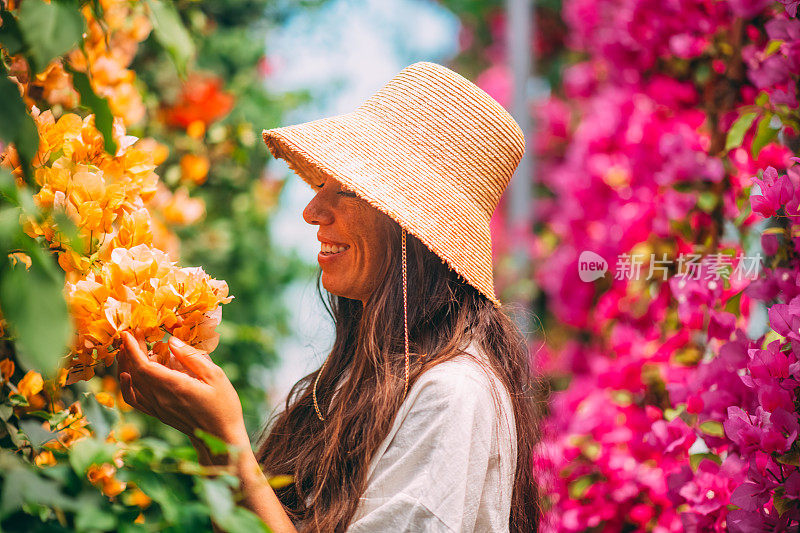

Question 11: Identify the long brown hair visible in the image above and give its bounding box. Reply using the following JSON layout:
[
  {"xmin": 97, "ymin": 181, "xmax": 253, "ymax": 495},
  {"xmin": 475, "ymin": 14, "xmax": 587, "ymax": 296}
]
[{"xmin": 256, "ymin": 216, "xmax": 543, "ymax": 532}]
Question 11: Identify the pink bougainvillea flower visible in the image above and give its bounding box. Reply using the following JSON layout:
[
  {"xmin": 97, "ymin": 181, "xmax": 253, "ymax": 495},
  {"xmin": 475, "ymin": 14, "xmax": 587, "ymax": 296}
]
[
  {"xmin": 750, "ymin": 167, "xmax": 794, "ymax": 218},
  {"xmin": 779, "ymin": 0, "xmax": 800, "ymax": 16}
]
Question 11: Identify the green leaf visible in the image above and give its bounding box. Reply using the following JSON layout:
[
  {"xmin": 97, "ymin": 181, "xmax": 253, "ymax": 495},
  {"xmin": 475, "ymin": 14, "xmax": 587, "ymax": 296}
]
[
  {"xmin": 75, "ymin": 502, "xmax": 118, "ymax": 531},
  {"xmin": 751, "ymin": 113, "xmax": 780, "ymax": 159},
  {"xmin": 18, "ymin": 419, "xmax": 58, "ymax": 450},
  {"xmin": 734, "ymin": 202, "xmax": 751, "ymax": 227},
  {"xmin": 52, "ymin": 209, "xmax": 89, "ymax": 255},
  {"xmin": 67, "ymin": 67, "xmax": 118, "ymax": 156},
  {"xmin": 67, "ymin": 434, "xmax": 116, "ymax": 474},
  {"xmin": 765, "ymin": 39, "xmax": 784, "ymax": 57},
  {"xmin": 690, "ymin": 453, "xmax": 722, "ymax": 470},
  {"xmin": 568, "ymin": 476, "xmax": 593, "ymax": 499},
  {"xmin": 0, "ymin": 75, "xmax": 39, "ymax": 175},
  {"xmin": 0, "ymin": 167, "xmax": 16, "ymax": 205},
  {"xmin": 81, "ymin": 391, "xmax": 120, "ymax": 440},
  {"xmin": 17, "ymin": 0, "xmax": 85, "ymax": 74},
  {"xmin": 700, "ymin": 420, "xmax": 725, "ymax": 437},
  {"xmin": 46, "ymin": 409, "xmax": 70, "ymax": 428},
  {"xmin": 0, "ymin": 11, "xmax": 26, "ymax": 56},
  {"xmin": 773, "ymin": 493, "xmax": 796, "ymax": 517},
  {"xmin": 214, "ymin": 507, "xmax": 270, "ymax": 533},
  {"xmin": 197, "ymin": 475, "xmax": 269, "ymax": 532},
  {"xmin": 197, "ymin": 478, "xmax": 235, "ymax": 519},
  {"xmin": 193, "ymin": 428, "xmax": 229, "ymax": 456},
  {"xmin": 8, "ymin": 393, "xmax": 29, "ymax": 407},
  {"xmin": 725, "ymin": 291, "xmax": 743, "ymax": 315},
  {"xmin": 146, "ymin": 0, "xmax": 195, "ymax": 76},
  {"xmin": 0, "ymin": 404, "xmax": 13, "ymax": 421},
  {"xmin": 37, "ymin": 463, "xmax": 73, "ymax": 487},
  {"xmin": 130, "ymin": 470, "xmax": 183, "ymax": 523},
  {"xmin": 725, "ymin": 112, "xmax": 758, "ymax": 153},
  {"xmin": 697, "ymin": 191, "xmax": 718, "ymax": 213},
  {"xmin": 0, "ymin": 451, "xmax": 77, "ymax": 517},
  {"xmin": 0, "ymin": 250, "xmax": 72, "ymax": 378},
  {"xmin": 0, "ymin": 208, "xmax": 18, "ymax": 258},
  {"xmin": 0, "ymin": 168, "xmax": 37, "ymax": 217},
  {"xmin": 664, "ymin": 406, "xmax": 685, "ymax": 422},
  {"xmin": 776, "ymin": 447, "xmax": 800, "ymax": 466}
]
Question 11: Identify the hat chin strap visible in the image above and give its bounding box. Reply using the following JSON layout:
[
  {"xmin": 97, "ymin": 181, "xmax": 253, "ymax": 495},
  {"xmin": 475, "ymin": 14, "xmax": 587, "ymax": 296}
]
[
  {"xmin": 312, "ymin": 229, "xmax": 412, "ymax": 423},
  {"xmin": 401, "ymin": 228, "xmax": 410, "ymax": 402}
]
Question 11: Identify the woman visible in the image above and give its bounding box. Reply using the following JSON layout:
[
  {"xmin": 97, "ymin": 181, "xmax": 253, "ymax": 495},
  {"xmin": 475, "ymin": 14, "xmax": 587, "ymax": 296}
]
[{"xmin": 117, "ymin": 61, "xmax": 542, "ymax": 532}]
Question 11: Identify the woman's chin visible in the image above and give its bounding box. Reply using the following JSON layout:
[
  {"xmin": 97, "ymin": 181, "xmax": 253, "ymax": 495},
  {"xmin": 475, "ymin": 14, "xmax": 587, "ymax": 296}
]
[
  {"xmin": 320, "ymin": 278, "xmax": 362, "ymax": 302},
  {"xmin": 320, "ymin": 275, "xmax": 344, "ymax": 296}
]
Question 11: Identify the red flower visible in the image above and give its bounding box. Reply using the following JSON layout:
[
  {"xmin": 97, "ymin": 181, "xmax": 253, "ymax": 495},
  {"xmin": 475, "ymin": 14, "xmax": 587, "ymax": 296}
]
[{"xmin": 162, "ymin": 74, "xmax": 234, "ymax": 129}]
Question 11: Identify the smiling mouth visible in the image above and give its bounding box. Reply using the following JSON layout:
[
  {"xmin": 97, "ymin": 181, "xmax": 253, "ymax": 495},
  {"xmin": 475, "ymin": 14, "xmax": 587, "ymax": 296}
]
[{"xmin": 320, "ymin": 244, "xmax": 350, "ymax": 256}]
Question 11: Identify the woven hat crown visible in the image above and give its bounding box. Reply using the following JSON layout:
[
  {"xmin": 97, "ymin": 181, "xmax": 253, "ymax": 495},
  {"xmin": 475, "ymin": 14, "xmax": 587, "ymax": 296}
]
[{"xmin": 263, "ymin": 61, "xmax": 525, "ymax": 306}]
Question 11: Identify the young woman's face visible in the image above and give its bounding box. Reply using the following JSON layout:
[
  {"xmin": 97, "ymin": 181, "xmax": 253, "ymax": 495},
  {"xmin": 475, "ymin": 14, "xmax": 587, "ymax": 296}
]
[{"xmin": 302, "ymin": 178, "xmax": 390, "ymax": 303}]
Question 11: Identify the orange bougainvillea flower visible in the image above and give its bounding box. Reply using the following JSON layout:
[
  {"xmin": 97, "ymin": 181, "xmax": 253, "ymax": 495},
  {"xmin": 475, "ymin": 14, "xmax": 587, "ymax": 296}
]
[
  {"xmin": 66, "ymin": 0, "xmax": 152, "ymax": 126},
  {"xmin": 22, "ymin": 110, "xmax": 165, "ymax": 283},
  {"xmin": 94, "ymin": 392, "xmax": 115, "ymax": 409},
  {"xmin": 125, "ymin": 486, "xmax": 152, "ymax": 508},
  {"xmin": 186, "ymin": 120, "xmax": 206, "ymax": 140},
  {"xmin": 161, "ymin": 186, "xmax": 206, "ymax": 225},
  {"xmin": 63, "ymin": 243, "xmax": 233, "ymax": 383},
  {"xmin": 87, "ymin": 462, "xmax": 126, "ymax": 498},
  {"xmin": 1, "ymin": 0, "xmax": 232, "ymax": 396},
  {"xmin": 15, "ymin": 370, "xmax": 46, "ymax": 410},
  {"xmin": 8, "ymin": 252, "xmax": 32, "ymax": 270},
  {"xmin": 34, "ymin": 450, "xmax": 57, "ymax": 467},
  {"xmin": 116, "ymin": 423, "xmax": 140, "ymax": 442},
  {"xmin": 134, "ymin": 137, "xmax": 169, "ymax": 166},
  {"xmin": 0, "ymin": 359, "xmax": 15, "ymax": 383},
  {"xmin": 179, "ymin": 154, "xmax": 210, "ymax": 185},
  {"xmin": 17, "ymin": 370, "xmax": 43, "ymax": 399},
  {"xmin": 49, "ymin": 402, "xmax": 91, "ymax": 450},
  {"xmin": 36, "ymin": 61, "xmax": 79, "ymax": 109},
  {"xmin": 8, "ymin": 0, "xmax": 152, "ymax": 125},
  {"xmin": 162, "ymin": 74, "xmax": 235, "ymax": 129}
]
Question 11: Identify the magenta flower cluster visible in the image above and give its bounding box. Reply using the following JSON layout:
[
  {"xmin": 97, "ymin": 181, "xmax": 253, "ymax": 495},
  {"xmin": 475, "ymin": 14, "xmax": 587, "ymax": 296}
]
[{"xmin": 478, "ymin": 0, "xmax": 800, "ymax": 530}]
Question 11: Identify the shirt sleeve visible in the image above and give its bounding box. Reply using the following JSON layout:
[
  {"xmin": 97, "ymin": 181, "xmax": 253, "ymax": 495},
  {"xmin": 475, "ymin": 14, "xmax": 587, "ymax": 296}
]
[{"xmin": 346, "ymin": 360, "xmax": 515, "ymax": 533}]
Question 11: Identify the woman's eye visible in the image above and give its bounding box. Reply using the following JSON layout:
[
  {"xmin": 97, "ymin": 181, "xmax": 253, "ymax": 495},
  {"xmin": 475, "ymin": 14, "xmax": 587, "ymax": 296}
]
[{"xmin": 338, "ymin": 190, "xmax": 358, "ymax": 198}]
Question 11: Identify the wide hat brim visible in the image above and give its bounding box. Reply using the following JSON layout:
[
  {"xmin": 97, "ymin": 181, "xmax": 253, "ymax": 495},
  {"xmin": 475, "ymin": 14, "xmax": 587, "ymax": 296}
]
[{"xmin": 262, "ymin": 62, "xmax": 525, "ymax": 308}]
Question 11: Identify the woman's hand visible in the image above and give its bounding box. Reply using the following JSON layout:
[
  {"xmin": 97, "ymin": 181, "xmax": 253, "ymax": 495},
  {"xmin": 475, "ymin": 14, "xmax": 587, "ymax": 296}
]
[
  {"xmin": 118, "ymin": 331, "xmax": 297, "ymax": 532},
  {"xmin": 116, "ymin": 330, "xmax": 250, "ymax": 451}
]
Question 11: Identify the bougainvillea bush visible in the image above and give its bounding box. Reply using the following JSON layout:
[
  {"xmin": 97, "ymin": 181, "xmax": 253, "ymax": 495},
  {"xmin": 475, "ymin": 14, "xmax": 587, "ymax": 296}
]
[
  {"xmin": 445, "ymin": 0, "xmax": 800, "ymax": 530},
  {"xmin": 0, "ymin": 0, "xmax": 304, "ymax": 529}
]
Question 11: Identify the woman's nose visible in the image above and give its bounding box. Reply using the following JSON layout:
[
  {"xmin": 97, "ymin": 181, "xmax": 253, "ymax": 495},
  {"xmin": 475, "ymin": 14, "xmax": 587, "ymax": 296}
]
[{"xmin": 302, "ymin": 191, "xmax": 334, "ymax": 226}]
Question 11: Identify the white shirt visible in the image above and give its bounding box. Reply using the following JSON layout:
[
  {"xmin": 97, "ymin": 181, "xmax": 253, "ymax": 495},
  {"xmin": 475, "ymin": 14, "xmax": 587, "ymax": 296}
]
[{"xmin": 345, "ymin": 342, "xmax": 517, "ymax": 532}]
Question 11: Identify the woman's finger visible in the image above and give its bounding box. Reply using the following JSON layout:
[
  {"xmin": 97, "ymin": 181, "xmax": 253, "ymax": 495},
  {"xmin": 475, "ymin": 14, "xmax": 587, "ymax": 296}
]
[
  {"xmin": 131, "ymin": 328, "xmax": 149, "ymax": 354},
  {"xmin": 119, "ymin": 331, "xmax": 186, "ymax": 400},
  {"xmin": 168, "ymin": 337, "xmax": 221, "ymax": 384},
  {"xmin": 116, "ymin": 341, "xmax": 132, "ymax": 377},
  {"xmin": 119, "ymin": 372, "xmax": 147, "ymax": 415},
  {"xmin": 121, "ymin": 330, "xmax": 152, "ymax": 374},
  {"xmin": 122, "ymin": 372, "xmax": 166, "ymax": 419}
]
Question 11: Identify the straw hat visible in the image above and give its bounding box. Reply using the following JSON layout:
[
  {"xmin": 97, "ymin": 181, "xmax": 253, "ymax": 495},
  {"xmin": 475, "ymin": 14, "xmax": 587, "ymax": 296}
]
[{"xmin": 262, "ymin": 61, "xmax": 525, "ymax": 308}]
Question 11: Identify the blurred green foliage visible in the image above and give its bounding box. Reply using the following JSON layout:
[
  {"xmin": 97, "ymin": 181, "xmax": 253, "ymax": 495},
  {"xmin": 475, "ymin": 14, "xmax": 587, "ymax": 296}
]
[{"xmin": 0, "ymin": 0, "xmax": 321, "ymax": 529}]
